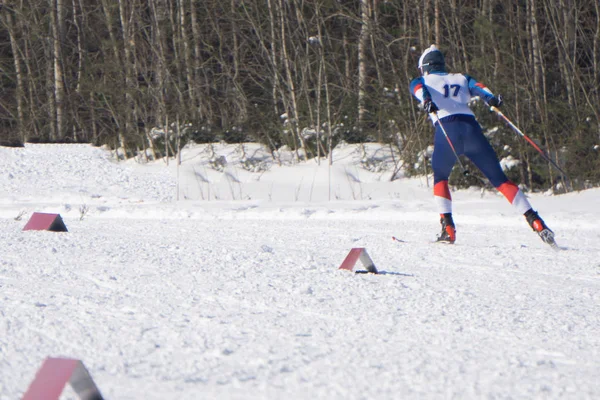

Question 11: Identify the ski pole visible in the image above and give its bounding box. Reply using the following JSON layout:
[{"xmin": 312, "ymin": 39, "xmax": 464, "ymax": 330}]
[
  {"xmin": 490, "ymin": 106, "xmax": 568, "ymax": 177},
  {"xmin": 432, "ymin": 112, "xmax": 470, "ymax": 177}
]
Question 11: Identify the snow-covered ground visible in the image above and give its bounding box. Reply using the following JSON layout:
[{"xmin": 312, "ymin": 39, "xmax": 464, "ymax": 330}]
[{"xmin": 1, "ymin": 143, "xmax": 599, "ymax": 400}]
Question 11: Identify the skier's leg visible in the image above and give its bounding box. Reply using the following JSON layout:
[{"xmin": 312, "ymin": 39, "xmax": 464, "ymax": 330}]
[
  {"xmin": 431, "ymin": 123, "xmax": 462, "ymax": 242},
  {"xmin": 431, "ymin": 124, "xmax": 460, "ymax": 214},
  {"xmin": 464, "ymin": 122, "xmax": 555, "ymax": 244},
  {"xmin": 463, "ymin": 122, "xmax": 532, "ymax": 214}
]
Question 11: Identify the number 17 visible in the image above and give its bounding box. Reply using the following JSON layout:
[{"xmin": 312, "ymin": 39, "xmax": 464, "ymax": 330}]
[{"xmin": 443, "ymin": 84, "xmax": 461, "ymax": 97}]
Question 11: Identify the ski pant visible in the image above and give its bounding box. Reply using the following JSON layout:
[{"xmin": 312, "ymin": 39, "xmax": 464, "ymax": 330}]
[{"xmin": 431, "ymin": 114, "xmax": 531, "ymax": 215}]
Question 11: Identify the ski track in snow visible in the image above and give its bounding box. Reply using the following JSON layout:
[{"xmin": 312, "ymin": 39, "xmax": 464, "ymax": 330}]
[{"xmin": 1, "ymin": 144, "xmax": 599, "ymax": 399}]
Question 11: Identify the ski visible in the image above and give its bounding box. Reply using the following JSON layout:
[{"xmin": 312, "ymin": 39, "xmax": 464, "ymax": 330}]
[
  {"xmin": 393, "ymin": 233, "xmax": 563, "ymax": 250},
  {"xmin": 392, "ymin": 236, "xmax": 453, "ymax": 245}
]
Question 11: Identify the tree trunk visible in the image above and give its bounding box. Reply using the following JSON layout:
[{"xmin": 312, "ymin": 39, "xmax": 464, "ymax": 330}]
[
  {"xmin": 595, "ymin": 1, "xmax": 600, "ymax": 105},
  {"xmin": 178, "ymin": 0, "xmax": 195, "ymax": 117},
  {"xmin": 2, "ymin": 8, "xmax": 26, "ymax": 143},
  {"xmin": 189, "ymin": 0, "xmax": 210, "ymax": 120},
  {"xmin": 50, "ymin": 0, "xmax": 65, "ymax": 140},
  {"xmin": 358, "ymin": 0, "xmax": 369, "ymax": 129},
  {"xmin": 100, "ymin": 0, "xmax": 123, "ymax": 147},
  {"xmin": 434, "ymin": 0, "xmax": 440, "ymax": 44},
  {"xmin": 595, "ymin": 1, "xmax": 600, "ymax": 137},
  {"xmin": 167, "ymin": 0, "xmax": 186, "ymax": 126},
  {"xmin": 71, "ymin": 0, "xmax": 86, "ymax": 142},
  {"xmin": 118, "ymin": 0, "xmax": 134, "ymax": 155},
  {"xmin": 149, "ymin": 0, "xmax": 169, "ymax": 136}
]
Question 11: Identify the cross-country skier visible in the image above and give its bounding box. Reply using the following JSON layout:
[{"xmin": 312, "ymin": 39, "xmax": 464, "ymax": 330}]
[{"xmin": 409, "ymin": 44, "xmax": 555, "ymax": 246}]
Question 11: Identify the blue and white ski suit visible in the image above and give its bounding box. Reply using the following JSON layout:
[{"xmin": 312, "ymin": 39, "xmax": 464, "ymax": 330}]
[{"xmin": 409, "ymin": 72, "xmax": 532, "ymax": 215}]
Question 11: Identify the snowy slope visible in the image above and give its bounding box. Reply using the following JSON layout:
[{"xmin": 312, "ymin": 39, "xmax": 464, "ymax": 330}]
[{"xmin": 1, "ymin": 143, "xmax": 599, "ymax": 400}]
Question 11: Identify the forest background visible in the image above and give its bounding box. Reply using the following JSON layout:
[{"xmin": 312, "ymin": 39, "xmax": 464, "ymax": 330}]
[{"xmin": 0, "ymin": 0, "xmax": 599, "ymax": 191}]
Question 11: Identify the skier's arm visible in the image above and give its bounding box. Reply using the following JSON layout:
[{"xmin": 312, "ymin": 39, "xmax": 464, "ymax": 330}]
[
  {"xmin": 465, "ymin": 75, "xmax": 502, "ymax": 106},
  {"xmin": 410, "ymin": 77, "xmax": 438, "ymax": 113},
  {"xmin": 409, "ymin": 77, "xmax": 431, "ymax": 103}
]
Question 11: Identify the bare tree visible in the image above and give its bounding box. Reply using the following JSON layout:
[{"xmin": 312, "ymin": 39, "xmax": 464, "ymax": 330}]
[
  {"xmin": 1, "ymin": 4, "xmax": 25, "ymax": 144},
  {"xmin": 357, "ymin": 0, "xmax": 369, "ymax": 129},
  {"xmin": 50, "ymin": 0, "xmax": 66, "ymax": 141}
]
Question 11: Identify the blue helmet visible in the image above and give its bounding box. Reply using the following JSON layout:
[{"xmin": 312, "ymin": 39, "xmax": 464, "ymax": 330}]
[{"xmin": 418, "ymin": 45, "xmax": 446, "ymax": 74}]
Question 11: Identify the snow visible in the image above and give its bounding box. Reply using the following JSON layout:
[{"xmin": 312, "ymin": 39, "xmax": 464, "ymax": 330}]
[{"xmin": 1, "ymin": 143, "xmax": 599, "ymax": 400}]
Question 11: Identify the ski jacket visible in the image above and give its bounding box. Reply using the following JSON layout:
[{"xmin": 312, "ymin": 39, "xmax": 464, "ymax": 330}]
[{"xmin": 409, "ymin": 72, "xmax": 496, "ymax": 122}]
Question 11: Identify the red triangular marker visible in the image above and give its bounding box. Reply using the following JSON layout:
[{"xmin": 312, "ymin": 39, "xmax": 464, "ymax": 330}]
[
  {"xmin": 22, "ymin": 357, "xmax": 103, "ymax": 400},
  {"xmin": 339, "ymin": 248, "xmax": 378, "ymax": 274},
  {"xmin": 23, "ymin": 213, "xmax": 68, "ymax": 232}
]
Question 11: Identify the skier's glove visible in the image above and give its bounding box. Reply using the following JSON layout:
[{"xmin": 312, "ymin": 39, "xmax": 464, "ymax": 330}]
[
  {"xmin": 488, "ymin": 94, "xmax": 503, "ymax": 108},
  {"xmin": 423, "ymin": 99, "xmax": 439, "ymax": 114}
]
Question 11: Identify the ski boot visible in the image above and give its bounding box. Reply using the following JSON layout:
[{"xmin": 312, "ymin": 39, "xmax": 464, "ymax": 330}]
[
  {"xmin": 437, "ymin": 213, "xmax": 456, "ymax": 244},
  {"xmin": 524, "ymin": 209, "xmax": 557, "ymax": 248}
]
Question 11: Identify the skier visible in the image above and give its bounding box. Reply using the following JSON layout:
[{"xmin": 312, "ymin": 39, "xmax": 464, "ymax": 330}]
[{"xmin": 409, "ymin": 45, "xmax": 555, "ymax": 246}]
